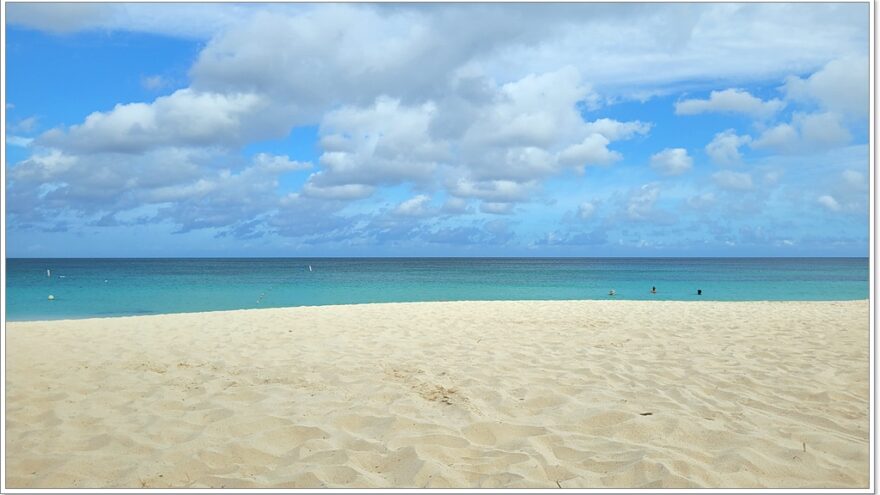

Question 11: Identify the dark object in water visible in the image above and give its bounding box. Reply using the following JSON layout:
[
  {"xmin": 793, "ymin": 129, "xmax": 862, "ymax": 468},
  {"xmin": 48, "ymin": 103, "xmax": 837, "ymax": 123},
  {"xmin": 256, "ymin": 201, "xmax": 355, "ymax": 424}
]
[{"xmin": 697, "ymin": 289, "xmax": 702, "ymax": 295}]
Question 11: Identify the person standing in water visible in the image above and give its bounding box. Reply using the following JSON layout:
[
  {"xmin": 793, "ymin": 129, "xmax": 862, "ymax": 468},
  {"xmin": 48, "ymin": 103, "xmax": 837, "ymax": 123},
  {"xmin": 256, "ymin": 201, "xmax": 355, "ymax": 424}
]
[{"xmin": 651, "ymin": 286, "xmax": 656, "ymax": 294}]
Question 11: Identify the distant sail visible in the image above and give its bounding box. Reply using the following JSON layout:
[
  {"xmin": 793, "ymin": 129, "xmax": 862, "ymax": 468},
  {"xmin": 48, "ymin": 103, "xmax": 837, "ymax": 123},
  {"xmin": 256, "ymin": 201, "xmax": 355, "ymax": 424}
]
[
  {"xmin": 309, "ymin": 265, "xmax": 313, "ymax": 272},
  {"xmin": 47, "ymin": 269, "xmax": 51, "ymax": 278}
]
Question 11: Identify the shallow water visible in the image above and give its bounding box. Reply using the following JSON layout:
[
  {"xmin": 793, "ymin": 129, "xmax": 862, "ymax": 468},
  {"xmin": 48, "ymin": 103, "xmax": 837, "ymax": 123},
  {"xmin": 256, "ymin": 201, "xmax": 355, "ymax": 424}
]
[{"xmin": 5, "ymin": 257, "xmax": 869, "ymax": 320}]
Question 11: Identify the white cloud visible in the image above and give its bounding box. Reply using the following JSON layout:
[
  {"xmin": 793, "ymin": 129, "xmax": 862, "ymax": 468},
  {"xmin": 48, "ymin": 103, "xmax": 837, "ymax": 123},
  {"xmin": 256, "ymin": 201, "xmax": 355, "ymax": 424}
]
[
  {"xmin": 251, "ymin": 153, "xmax": 312, "ymax": 173},
  {"xmin": 557, "ymin": 134, "xmax": 621, "ymax": 169},
  {"xmin": 650, "ymin": 148, "xmax": 692, "ymax": 176},
  {"xmin": 817, "ymin": 195, "xmax": 841, "ymax": 212},
  {"xmin": 310, "ymin": 96, "xmax": 443, "ymax": 191},
  {"xmin": 7, "ymin": 136, "xmax": 34, "ymax": 147},
  {"xmin": 712, "ymin": 170, "xmax": 754, "ymax": 190},
  {"xmin": 783, "ymin": 57, "xmax": 868, "ymax": 118},
  {"xmin": 577, "ymin": 201, "xmax": 596, "ymax": 219},
  {"xmin": 459, "ymin": 67, "xmax": 599, "ymax": 150},
  {"xmin": 11, "ymin": 116, "xmax": 39, "ymax": 133},
  {"xmin": 797, "ymin": 112, "xmax": 851, "ymax": 149},
  {"xmin": 626, "ymin": 184, "xmax": 661, "ymax": 220},
  {"xmin": 751, "ymin": 123, "xmax": 798, "ymax": 153},
  {"xmin": 393, "ymin": 194, "xmax": 433, "ymax": 217},
  {"xmin": 580, "ymin": 118, "xmax": 651, "ymax": 141},
  {"xmin": 301, "ymin": 182, "xmax": 375, "ymax": 200},
  {"xmin": 39, "ymin": 89, "xmax": 285, "ymax": 153},
  {"xmin": 303, "ymin": 68, "xmax": 644, "ymax": 207},
  {"xmin": 842, "ymin": 170, "xmax": 867, "ymax": 190},
  {"xmin": 751, "ymin": 112, "xmax": 850, "ymax": 154},
  {"xmin": 483, "ymin": 3, "xmax": 867, "ymax": 98},
  {"xmin": 10, "ymin": 3, "xmax": 869, "ymax": 99},
  {"xmin": 705, "ymin": 130, "xmax": 751, "ymax": 166},
  {"xmin": 675, "ymin": 89, "xmax": 784, "ymax": 119},
  {"xmin": 480, "ymin": 202, "xmax": 515, "ymax": 215},
  {"xmin": 6, "ymin": 146, "xmax": 299, "ymax": 234},
  {"xmin": 498, "ymin": 147, "xmax": 558, "ymax": 180},
  {"xmin": 7, "ymin": 3, "xmax": 870, "ymax": 247},
  {"xmin": 441, "ymin": 197, "xmax": 471, "ymax": 214},
  {"xmin": 9, "ymin": 149, "xmax": 77, "ymax": 183},
  {"xmin": 448, "ymin": 178, "xmax": 536, "ymax": 204}
]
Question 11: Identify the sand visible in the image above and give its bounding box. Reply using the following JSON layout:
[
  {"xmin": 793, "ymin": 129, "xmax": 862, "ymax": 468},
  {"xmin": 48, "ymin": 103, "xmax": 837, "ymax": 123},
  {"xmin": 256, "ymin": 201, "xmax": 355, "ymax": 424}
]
[{"xmin": 4, "ymin": 300, "xmax": 870, "ymax": 489}]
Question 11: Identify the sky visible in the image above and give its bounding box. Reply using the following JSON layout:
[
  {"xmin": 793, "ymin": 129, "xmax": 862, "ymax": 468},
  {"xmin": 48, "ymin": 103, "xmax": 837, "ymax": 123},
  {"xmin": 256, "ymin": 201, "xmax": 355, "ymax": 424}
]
[{"xmin": 3, "ymin": 3, "xmax": 871, "ymax": 257}]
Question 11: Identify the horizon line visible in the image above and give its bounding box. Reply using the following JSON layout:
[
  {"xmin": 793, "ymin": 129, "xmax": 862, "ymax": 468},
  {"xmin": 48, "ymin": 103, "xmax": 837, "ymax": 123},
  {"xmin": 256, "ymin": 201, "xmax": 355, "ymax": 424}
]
[{"xmin": 5, "ymin": 255, "xmax": 870, "ymax": 260}]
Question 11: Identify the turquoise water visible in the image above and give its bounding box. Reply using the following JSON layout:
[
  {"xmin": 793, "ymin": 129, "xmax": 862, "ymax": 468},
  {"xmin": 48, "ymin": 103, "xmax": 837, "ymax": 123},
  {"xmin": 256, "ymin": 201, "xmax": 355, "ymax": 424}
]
[{"xmin": 4, "ymin": 258, "xmax": 869, "ymax": 321}]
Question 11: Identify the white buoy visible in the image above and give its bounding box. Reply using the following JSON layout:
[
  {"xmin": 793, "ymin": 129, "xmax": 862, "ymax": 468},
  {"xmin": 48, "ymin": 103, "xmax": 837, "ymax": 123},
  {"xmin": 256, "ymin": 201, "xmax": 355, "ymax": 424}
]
[{"xmin": 48, "ymin": 295, "xmax": 55, "ymax": 301}]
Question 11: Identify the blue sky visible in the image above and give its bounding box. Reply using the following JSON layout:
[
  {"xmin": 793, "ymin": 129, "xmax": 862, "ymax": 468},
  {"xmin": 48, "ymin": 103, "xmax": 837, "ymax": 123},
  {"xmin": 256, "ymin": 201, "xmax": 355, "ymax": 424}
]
[{"xmin": 4, "ymin": 3, "xmax": 870, "ymax": 257}]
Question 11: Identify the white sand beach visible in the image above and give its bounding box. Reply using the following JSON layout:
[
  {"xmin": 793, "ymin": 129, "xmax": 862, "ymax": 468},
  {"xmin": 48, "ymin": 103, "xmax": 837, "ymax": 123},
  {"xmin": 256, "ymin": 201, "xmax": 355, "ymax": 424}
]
[{"xmin": 4, "ymin": 300, "xmax": 870, "ymax": 489}]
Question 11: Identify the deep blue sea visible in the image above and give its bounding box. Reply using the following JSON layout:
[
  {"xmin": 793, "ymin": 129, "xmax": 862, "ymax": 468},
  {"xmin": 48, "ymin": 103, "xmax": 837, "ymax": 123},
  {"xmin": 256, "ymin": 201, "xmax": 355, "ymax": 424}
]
[{"xmin": 4, "ymin": 258, "xmax": 870, "ymax": 321}]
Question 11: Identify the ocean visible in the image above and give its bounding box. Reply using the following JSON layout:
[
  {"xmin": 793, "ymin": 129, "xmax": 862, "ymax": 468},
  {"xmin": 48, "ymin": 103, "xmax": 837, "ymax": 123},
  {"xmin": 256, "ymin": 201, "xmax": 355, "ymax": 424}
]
[{"xmin": 4, "ymin": 257, "xmax": 869, "ymax": 321}]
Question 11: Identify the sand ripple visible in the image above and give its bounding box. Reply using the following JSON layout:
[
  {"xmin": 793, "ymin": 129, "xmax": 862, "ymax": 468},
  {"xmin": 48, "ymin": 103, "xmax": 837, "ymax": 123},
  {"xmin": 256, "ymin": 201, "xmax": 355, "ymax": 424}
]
[{"xmin": 5, "ymin": 300, "xmax": 869, "ymax": 488}]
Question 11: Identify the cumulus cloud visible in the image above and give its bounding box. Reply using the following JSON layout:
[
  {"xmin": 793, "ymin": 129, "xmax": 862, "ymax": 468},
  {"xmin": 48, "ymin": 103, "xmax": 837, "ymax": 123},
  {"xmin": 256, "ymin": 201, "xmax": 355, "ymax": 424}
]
[
  {"xmin": 675, "ymin": 89, "xmax": 784, "ymax": 119},
  {"xmin": 462, "ymin": 67, "xmax": 595, "ymax": 148},
  {"xmin": 783, "ymin": 57, "xmax": 868, "ymax": 118},
  {"xmin": 705, "ymin": 130, "xmax": 751, "ymax": 166},
  {"xmin": 298, "ymin": 67, "xmax": 649, "ymax": 208},
  {"xmin": 580, "ymin": 118, "xmax": 652, "ymax": 141},
  {"xmin": 251, "ymin": 153, "xmax": 312, "ymax": 173},
  {"xmin": 10, "ymin": 116, "xmax": 39, "ymax": 133},
  {"xmin": 842, "ymin": 170, "xmax": 867, "ymax": 190},
  {"xmin": 480, "ymin": 202, "xmax": 515, "ymax": 215},
  {"xmin": 751, "ymin": 111, "xmax": 850, "ymax": 153},
  {"xmin": 799, "ymin": 112, "xmax": 852, "ymax": 148},
  {"xmin": 534, "ymin": 228, "xmax": 608, "ymax": 247},
  {"xmin": 301, "ymin": 182, "xmax": 375, "ymax": 200},
  {"xmin": 750, "ymin": 123, "xmax": 798, "ymax": 153},
  {"xmin": 557, "ymin": 135, "xmax": 621, "ymax": 169},
  {"xmin": 11, "ymin": 4, "xmax": 869, "ymax": 96},
  {"xmin": 577, "ymin": 202, "xmax": 596, "ymax": 220},
  {"xmin": 302, "ymin": 96, "xmax": 444, "ymax": 196},
  {"xmin": 817, "ymin": 195, "xmax": 841, "ymax": 212},
  {"xmin": 39, "ymin": 89, "xmax": 287, "ymax": 153},
  {"xmin": 7, "ymin": 146, "xmax": 310, "ymax": 235},
  {"xmin": 441, "ymin": 197, "xmax": 471, "ymax": 214},
  {"xmin": 650, "ymin": 148, "xmax": 692, "ymax": 176},
  {"xmin": 393, "ymin": 195, "xmax": 434, "ymax": 217},
  {"xmin": 6, "ymin": 3, "xmax": 871, "ymax": 252},
  {"xmin": 626, "ymin": 183, "xmax": 662, "ymax": 221}
]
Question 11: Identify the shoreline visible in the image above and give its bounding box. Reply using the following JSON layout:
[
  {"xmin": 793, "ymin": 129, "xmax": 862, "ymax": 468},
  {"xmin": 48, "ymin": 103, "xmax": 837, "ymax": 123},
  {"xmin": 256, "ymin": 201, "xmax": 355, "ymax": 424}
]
[
  {"xmin": 5, "ymin": 297, "xmax": 871, "ymax": 324},
  {"xmin": 6, "ymin": 300, "xmax": 870, "ymax": 488}
]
